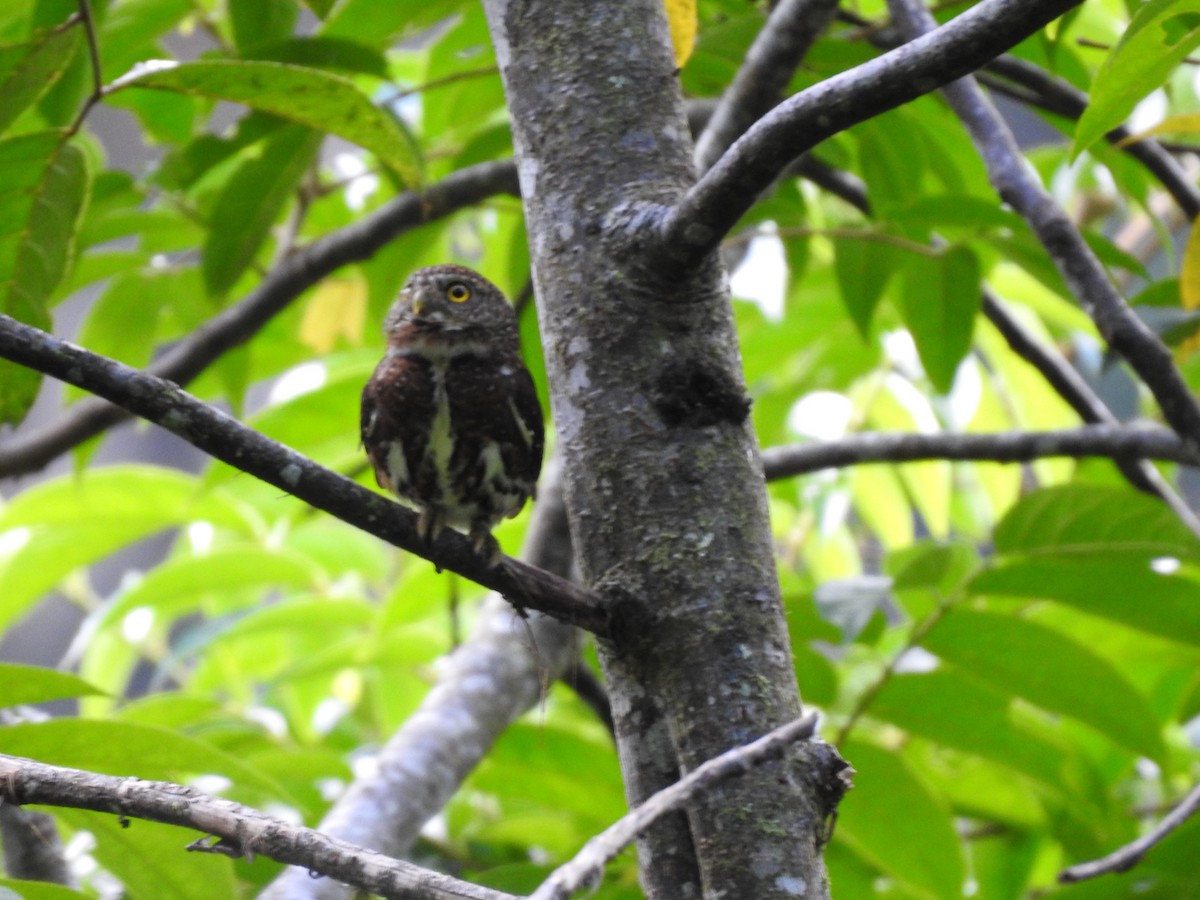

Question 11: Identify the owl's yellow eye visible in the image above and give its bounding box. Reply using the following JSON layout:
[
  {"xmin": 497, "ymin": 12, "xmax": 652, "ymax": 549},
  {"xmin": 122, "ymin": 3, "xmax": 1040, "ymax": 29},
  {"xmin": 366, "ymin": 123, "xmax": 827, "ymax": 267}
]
[{"xmin": 446, "ymin": 282, "xmax": 472, "ymax": 303}]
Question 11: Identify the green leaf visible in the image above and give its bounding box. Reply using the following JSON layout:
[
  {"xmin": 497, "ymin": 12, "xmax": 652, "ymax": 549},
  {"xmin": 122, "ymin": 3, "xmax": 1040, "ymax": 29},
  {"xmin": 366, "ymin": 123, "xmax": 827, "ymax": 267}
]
[
  {"xmin": 97, "ymin": 0, "xmax": 193, "ymax": 86},
  {"xmin": 0, "ymin": 130, "xmax": 89, "ymax": 423},
  {"xmin": 0, "ymin": 662, "xmax": 104, "ymax": 707},
  {"xmin": 1074, "ymin": 0, "xmax": 1200, "ymax": 157},
  {"xmin": 229, "ymin": 0, "xmax": 296, "ymax": 52},
  {"xmin": 0, "ymin": 880, "xmax": 89, "ymax": 899},
  {"xmin": 253, "ymin": 36, "xmax": 389, "ymax": 77},
  {"xmin": 115, "ymin": 60, "xmax": 420, "ymax": 183},
  {"xmin": 871, "ymin": 670, "xmax": 1070, "ymax": 788},
  {"xmin": 922, "ymin": 610, "xmax": 1167, "ymax": 762},
  {"xmin": 837, "ymin": 739, "xmax": 965, "ymax": 899},
  {"xmin": 319, "ymin": 0, "xmax": 467, "ymax": 46},
  {"xmin": 202, "ymin": 124, "xmax": 321, "ymax": 296},
  {"xmin": 972, "ymin": 558, "xmax": 1200, "ymax": 647},
  {"xmin": 898, "ymin": 245, "xmax": 980, "ymax": 393},
  {"xmin": 96, "ymin": 545, "xmax": 326, "ymax": 631},
  {"xmin": 855, "ymin": 113, "xmax": 928, "ymax": 219},
  {"xmin": 59, "ymin": 810, "xmax": 236, "ymax": 900},
  {"xmin": 994, "ymin": 484, "xmax": 1200, "ymax": 561},
  {"xmin": 0, "ymin": 466, "xmax": 259, "ymax": 631},
  {"xmin": 0, "ymin": 719, "xmax": 285, "ymax": 796},
  {"xmin": 299, "ymin": 0, "xmax": 337, "ymax": 17},
  {"xmin": 833, "ymin": 236, "xmax": 898, "ymax": 338},
  {"xmin": 0, "ymin": 24, "xmax": 81, "ymax": 135}
]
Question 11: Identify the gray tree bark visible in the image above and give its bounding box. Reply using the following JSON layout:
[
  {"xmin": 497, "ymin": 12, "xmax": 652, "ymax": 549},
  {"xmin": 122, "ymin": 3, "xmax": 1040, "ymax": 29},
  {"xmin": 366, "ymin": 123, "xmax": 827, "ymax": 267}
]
[{"xmin": 481, "ymin": 2, "xmax": 846, "ymax": 897}]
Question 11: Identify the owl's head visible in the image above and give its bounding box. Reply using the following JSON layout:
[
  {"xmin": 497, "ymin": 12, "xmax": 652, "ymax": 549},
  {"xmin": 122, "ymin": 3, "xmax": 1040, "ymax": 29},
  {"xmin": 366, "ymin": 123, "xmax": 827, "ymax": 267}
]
[{"xmin": 385, "ymin": 265, "xmax": 518, "ymax": 341}]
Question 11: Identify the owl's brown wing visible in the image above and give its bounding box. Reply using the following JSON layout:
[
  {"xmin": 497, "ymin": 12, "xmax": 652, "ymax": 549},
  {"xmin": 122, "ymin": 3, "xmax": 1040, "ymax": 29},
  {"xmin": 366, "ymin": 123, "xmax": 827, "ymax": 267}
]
[
  {"xmin": 444, "ymin": 353, "xmax": 544, "ymax": 505},
  {"xmin": 360, "ymin": 353, "xmax": 437, "ymax": 495}
]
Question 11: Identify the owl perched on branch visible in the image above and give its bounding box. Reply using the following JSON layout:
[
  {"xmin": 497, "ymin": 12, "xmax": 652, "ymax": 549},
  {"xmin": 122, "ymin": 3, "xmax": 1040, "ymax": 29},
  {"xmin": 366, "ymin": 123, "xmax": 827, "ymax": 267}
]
[{"xmin": 361, "ymin": 265, "xmax": 544, "ymax": 563}]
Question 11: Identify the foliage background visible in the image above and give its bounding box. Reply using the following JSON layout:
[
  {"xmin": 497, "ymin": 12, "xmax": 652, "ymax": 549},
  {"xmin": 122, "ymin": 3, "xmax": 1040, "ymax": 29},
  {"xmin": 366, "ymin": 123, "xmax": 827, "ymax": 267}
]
[{"xmin": 1, "ymin": 0, "xmax": 1200, "ymax": 897}]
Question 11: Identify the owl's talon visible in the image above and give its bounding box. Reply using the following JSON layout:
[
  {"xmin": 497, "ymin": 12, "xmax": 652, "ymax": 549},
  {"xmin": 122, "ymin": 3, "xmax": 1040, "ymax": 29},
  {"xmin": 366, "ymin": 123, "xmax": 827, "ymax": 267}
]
[{"xmin": 471, "ymin": 530, "xmax": 503, "ymax": 568}]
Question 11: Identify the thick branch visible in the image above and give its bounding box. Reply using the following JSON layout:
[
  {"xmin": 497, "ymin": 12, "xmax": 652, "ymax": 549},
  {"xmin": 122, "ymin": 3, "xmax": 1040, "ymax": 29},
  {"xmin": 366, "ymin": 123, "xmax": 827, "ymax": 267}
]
[
  {"xmin": 0, "ymin": 755, "xmax": 513, "ymax": 900},
  {"xmin": 530, "ymin": 713, "xmax": 830, "ymax": 900},
  {"xmin": 657, "ymin": 0, "xmax": 1083, "ymax": 273},
  {"xmin": 0, "ymin": 315, "xmax": 612, "ymax": 637},
  {"xmin": 1059, "ymin": 780, "xmax": 1200, "ymax": 884},
  {"xmin": 0, "ymin": 160, "xmax": 519, "ymax": 479},
  {"xmin": 693, "ymin": 0, "xmax": 839, "ymax": 172},
  {"xmin": 760, "ymin": 425, "xmax": 1200, "ymax": 479},
  {"xmin": 888, "ymin": 0, "xmax": 1200, "ymax": 451}
]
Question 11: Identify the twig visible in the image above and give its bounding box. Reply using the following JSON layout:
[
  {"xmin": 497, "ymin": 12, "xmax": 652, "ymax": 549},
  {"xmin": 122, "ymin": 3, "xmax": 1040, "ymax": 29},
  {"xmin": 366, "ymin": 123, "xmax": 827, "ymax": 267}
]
[
  {"xmin": 1075, "ymin": 36, "xmax": 1200, "ymax": 65},
  {"xmin": 386, "ymin": 67, "xmax": 500, "ymax": 106},
  {"xmin": 887, "ymin": 0, "xmax": 1200, "ymax": 452},
  {"xmin": 0, "ymin": 754, "xmax": 515, "ymax": 900},
  {"xmin": 0, "ymin": 314, "xmax": 613, "ymax": 638},
  {"xmin": 655, "ymin": 0, "xmax": 1084, "ymax": 274},
  {"xmin": 65, "ymin": 0, "xmax": 103, "ymax": 137},
  {"xmin": 693, "ymin": 0, "xmax": 840, "ymax": 172},
  {"xmin": 0, "ymin": 160, "xmax": 520, "ymax": 479},
  {"xmin": 1060, "ymin": 780, "xmax": 1200, "ymax": 883},
  {"xmin": 529, "ymin": 713, "xmax": 824, "ymax": 900},
  {"xmin": 760, "ymin": 424, "xmax": 1200, "ymax": 479},
  {"xmin": 833, "ymin": 599, "xmax": 954, "ymax": 746}
]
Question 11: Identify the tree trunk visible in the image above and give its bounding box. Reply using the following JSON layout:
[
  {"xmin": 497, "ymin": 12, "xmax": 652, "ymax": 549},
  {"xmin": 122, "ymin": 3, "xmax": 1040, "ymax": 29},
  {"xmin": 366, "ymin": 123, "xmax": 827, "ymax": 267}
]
[{"xmin": 482, "ymin": 2, "xmax": 847, "ymax": 897}]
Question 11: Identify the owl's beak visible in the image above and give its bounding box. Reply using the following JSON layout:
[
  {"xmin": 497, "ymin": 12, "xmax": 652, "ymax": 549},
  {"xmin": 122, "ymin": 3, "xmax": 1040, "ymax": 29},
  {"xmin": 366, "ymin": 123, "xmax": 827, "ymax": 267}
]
[{"xmin": 410, "ymin": 286, "xmax": 434, "ymax": 316}]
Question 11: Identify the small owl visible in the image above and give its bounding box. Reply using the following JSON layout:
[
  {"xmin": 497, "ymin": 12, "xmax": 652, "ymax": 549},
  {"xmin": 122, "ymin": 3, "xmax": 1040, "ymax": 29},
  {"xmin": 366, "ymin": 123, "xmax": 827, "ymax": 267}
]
[{"xmin": 361, "ymin": 265, "xmax": 544, "ymax": 563}]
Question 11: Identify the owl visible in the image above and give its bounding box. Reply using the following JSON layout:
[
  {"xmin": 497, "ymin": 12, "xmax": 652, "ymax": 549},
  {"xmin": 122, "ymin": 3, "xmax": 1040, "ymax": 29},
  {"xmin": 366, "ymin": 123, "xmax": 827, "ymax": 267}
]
[{"xmin": 361, "ymin": 265, "xmax": 544, "ymax": 563}]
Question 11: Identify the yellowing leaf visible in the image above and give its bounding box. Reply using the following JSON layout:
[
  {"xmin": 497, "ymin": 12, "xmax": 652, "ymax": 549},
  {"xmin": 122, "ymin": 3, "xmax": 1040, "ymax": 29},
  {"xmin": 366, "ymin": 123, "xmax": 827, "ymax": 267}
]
[
  {"xmin": 1179, "ymin": 215, "xmax": 1200, "ymax": 357},
  {"xmin": 663, "ymin": 0, "xmax": 697, "ymax": 68},
  {"xmin": 300, "ymin": 278, "xmax": 367, "ymax": 352},
  {"xmin": 1116, "ymin": 113, "xmax": 1200, "ymax": 147}
]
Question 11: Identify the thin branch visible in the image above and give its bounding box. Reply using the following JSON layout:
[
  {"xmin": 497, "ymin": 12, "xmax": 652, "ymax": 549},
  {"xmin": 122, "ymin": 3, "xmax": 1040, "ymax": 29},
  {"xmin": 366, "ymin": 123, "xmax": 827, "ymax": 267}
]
[
  {"xmin": 0, "ymin": 160, "xmax": 520, "ymax": 480},
  {"xmin": 768, "ymin": 152, "xmax": 1199, "ymax": 519},
  {"xmin": 386, "ymin": 66, "xmax": 500, "ymax": 106},
  {"xmin": 760, "ymin": 425, "xmax": 1200, "ymax": 479},
  {"xmin": 837, "ymin": 7, "xmax": 1200, "ymax": 220},
  {"xmin": 0, "ymin": 314, "xmax": 613, "ymax": 637},
  {"xmin": 655, "ymin": 0, "xmax": 1083, "ymax": 274},
  {"xmin": 262, "ymin": 457, "xmax": 581, "ymax": 900},
  {"xmin": 981, "ymin": 292, "xmax": 1200, "ymax": 538},
  {"xmin": 529, "ymin": 713, "xmax": 826, "ymax": 900},
  {"xmin": 0, "ymin": 754, "xmax": 515, "ymax": 900},
  {"xmin": 693, "ymin": 0, "xmax": 840, "ymax": 172},
  {"xmin": 1060, "ymin": 780, "xmax": 1200, "ymax": 883},
  {"xmin": 887, "ymin": 0, "xmax": 1200, "ymax": 452},
  {"xmin": 982, "ymin": 55, "xmax": 1200, "ymax": 219},
  {"xmin": 833, "ymin": 598, "xmax": 954, "ymax": 746},
  {"xmin": 65, "ymin": 0, "xmax": 104, "ymax": 137}
]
